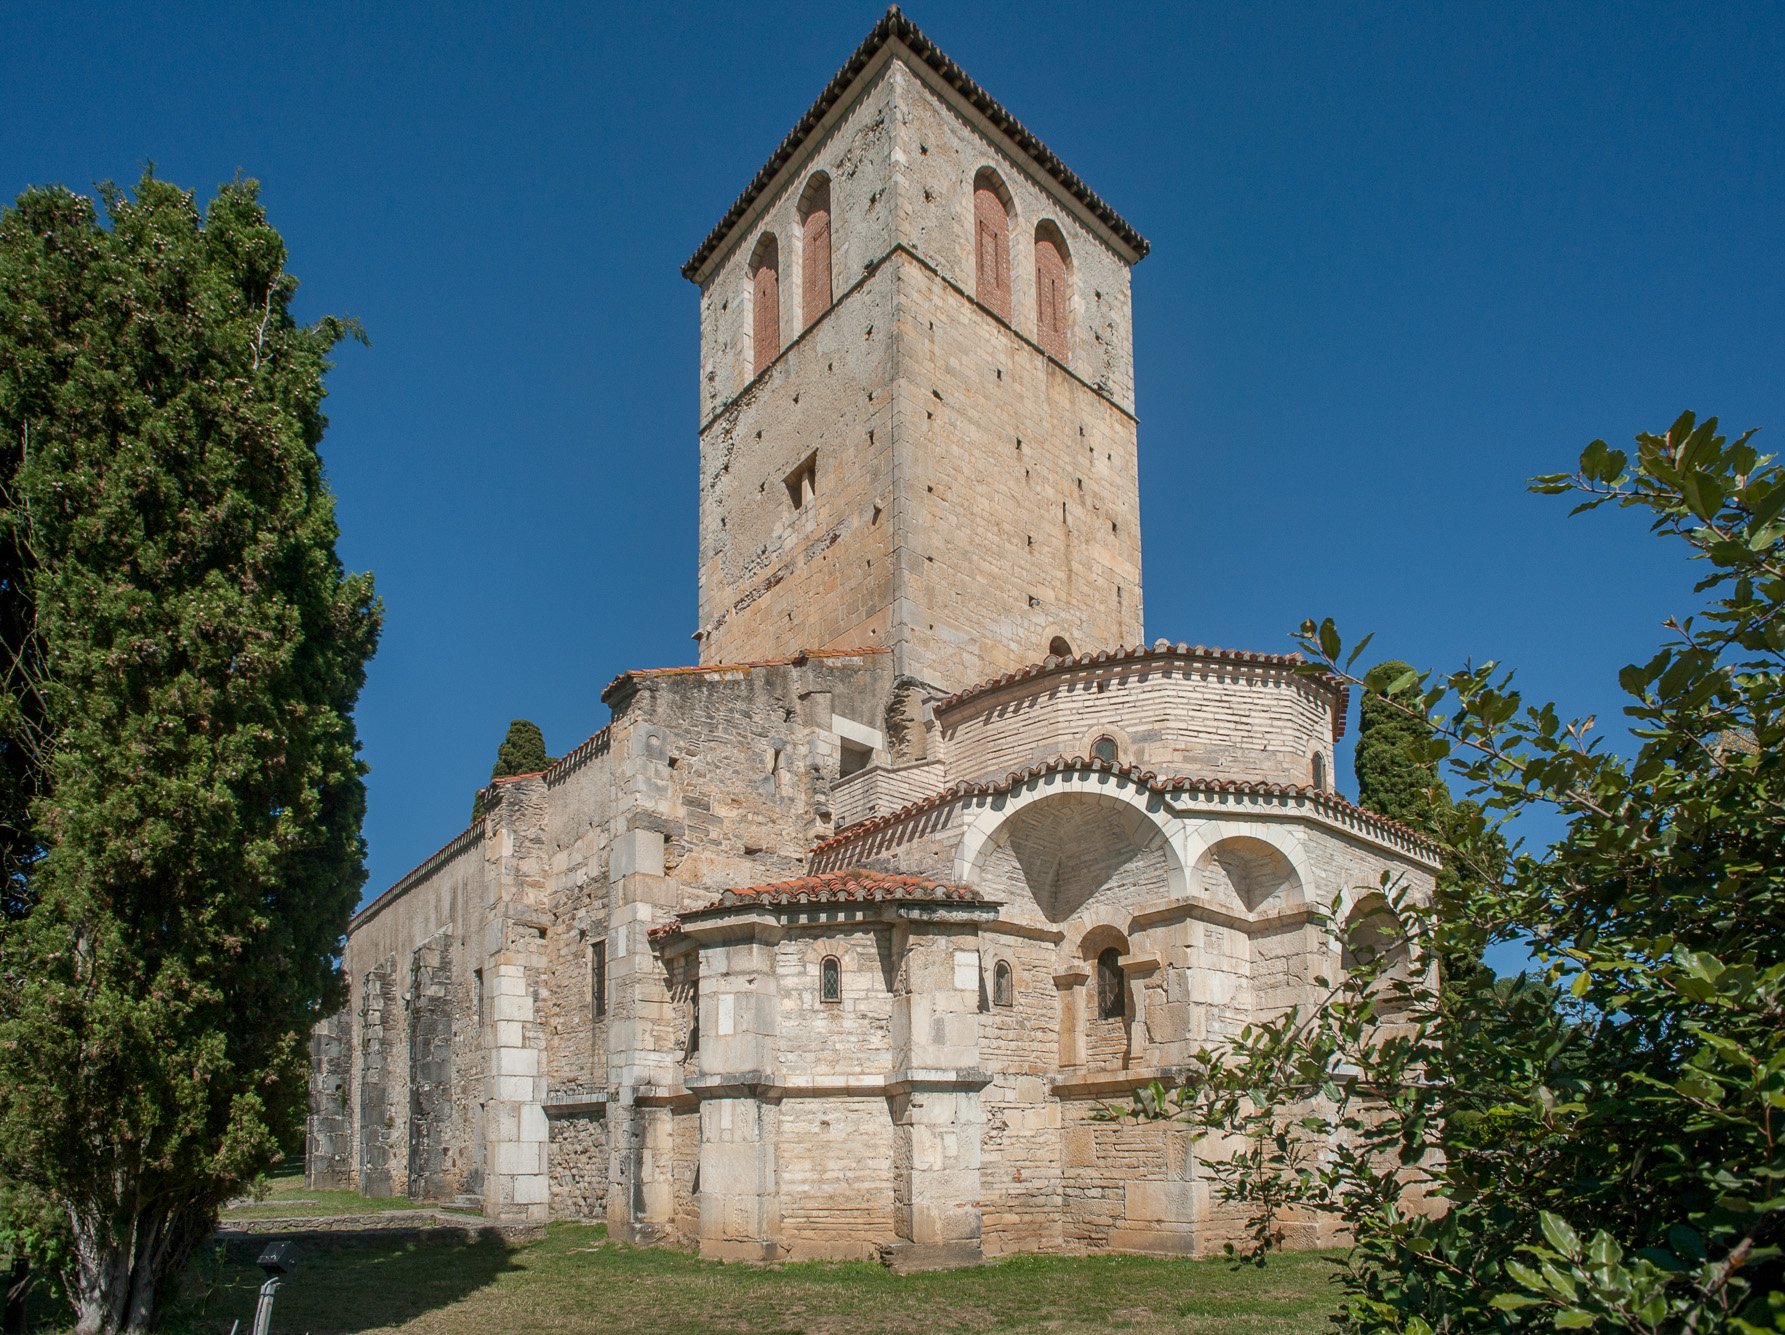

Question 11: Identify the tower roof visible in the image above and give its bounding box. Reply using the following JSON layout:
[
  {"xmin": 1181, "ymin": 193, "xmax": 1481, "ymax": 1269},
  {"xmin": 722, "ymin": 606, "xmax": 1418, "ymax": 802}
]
[{"xmin": 681, "ymin": 6, "xmax": 1150, "ymax": 285}]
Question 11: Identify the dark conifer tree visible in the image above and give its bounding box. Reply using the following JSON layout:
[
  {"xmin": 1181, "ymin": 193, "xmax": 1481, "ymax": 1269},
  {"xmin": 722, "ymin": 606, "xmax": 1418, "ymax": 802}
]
[{"xmin": 0, "ymin": 172, "xmax": 380, "ymax": 1333}]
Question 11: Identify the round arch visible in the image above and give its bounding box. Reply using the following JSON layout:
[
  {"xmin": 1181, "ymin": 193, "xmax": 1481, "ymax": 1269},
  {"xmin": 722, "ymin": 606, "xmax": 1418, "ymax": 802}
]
[
  {"xmin": 1173, "ymin": 821, "xmax": 1318, "ymax": 916},
  {"xmin": 954, "ymin": 770, "xmax": 1187, "ymax": 903}
]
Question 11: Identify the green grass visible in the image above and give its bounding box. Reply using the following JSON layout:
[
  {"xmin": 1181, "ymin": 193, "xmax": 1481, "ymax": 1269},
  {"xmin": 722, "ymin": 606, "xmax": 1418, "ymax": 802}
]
[
  {"xmin": 167, "ymin": 1225, "xmax": 1344, "ymax": 1335},
  {"xmin": 219, "ymin": 1171, "xmax": 461, "ymax": 1221}
]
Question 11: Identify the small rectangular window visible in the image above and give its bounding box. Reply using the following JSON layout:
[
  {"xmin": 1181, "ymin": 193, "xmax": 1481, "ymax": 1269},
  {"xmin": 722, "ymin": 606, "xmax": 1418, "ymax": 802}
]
[
  {"xmin": 593, "ymin": 943, "xmax": 607, "ymax": 1018},
  {"xmin": 784, "ymin": 453, "xmax": 817, "ymax": 509},
  {"xmin": 839, "ymin": 739, "xmax": 872, "ymax": 778}
]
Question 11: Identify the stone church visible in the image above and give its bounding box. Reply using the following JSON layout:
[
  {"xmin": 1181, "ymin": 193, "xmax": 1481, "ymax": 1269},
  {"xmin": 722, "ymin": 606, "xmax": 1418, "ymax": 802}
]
[{"xmin": 307, "ymin": 8, "xmax": 1439, "ymax": 1264}]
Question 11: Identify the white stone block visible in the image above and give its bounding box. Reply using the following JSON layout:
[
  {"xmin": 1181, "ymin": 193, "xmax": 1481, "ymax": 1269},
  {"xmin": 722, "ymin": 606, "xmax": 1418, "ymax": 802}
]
[
  {"xmin": 519, "ymin": 1103, "xmax": 548, "ymax": 1143},
  {"xmin": 954, "ymin": 950, "xmax": 980, "ymax": 990},
  {"xmin": 495, "ymin": 1047, "xmax": 538, "ymax": 1076},
  {"xmin": 511, "ymin": 1173, "xmax": 549, "ymax": 1205},
  {"xmin": 497, "ymin": 1142, "xmax": 543, "ymax": 1175},
  {"xmin": 496, "ymin": 1074, "xmax": 534, "ymax": 1102},
  {"xmin": 610, "ymin": 829, "xmax": 665, "ymax": 881},
  {"xmin": 495, "ymin": 1020, "xmax": 523, "ymax": 1048},
  {"xmin": 492, "ymin": 994, "xmax": 531, "ymax": 1022}
]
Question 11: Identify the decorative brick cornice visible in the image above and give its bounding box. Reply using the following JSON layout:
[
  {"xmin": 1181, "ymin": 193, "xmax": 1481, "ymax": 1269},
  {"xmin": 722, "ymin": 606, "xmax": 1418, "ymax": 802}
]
[
  {"xmin": 351, "ymin": 820, "xmax": 487, "ymax": 931},
  {"xmin": 600, "ymin": 646, "xmax": 890, "ymax": 706},
  {"xmin": 808, "ymin": 755, "xmax": 1443, "ymax": 862},
  {"xmin": 931, "ymin": 641, "xmax": 1352, "ymax": 744},
  {"xmin": 681, "ymin": 5, "xmax": 1149, "ymax": 286},
  {"xmin": 648, "ymin": 868, "xmax": 991, "ymax": 944}
]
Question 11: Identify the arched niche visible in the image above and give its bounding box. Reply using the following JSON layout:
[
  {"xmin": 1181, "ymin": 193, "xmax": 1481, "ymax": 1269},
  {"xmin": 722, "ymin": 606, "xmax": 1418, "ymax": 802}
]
[
  {"xmin": 959, "ymin": 783, "xmax": 1181, "ymax": 924},
  {"xmin": 1177, "ymin": 823, "xmax": 1316, "ymax": 918},
  {"xmin": 1193, "ymin": 835, "xmax": 1302, "ymax": 915}
]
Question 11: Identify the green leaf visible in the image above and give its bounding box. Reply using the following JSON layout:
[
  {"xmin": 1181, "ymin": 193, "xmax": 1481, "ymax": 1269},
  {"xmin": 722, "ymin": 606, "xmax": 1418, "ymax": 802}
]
[
  {"xmin": 1540, "ymin": 1212, "xmax": 1584, "ymax": 1262},
  {"xmin": 1553, "ymin": 1308, "xmax": 1597, "ymax": 1329}
]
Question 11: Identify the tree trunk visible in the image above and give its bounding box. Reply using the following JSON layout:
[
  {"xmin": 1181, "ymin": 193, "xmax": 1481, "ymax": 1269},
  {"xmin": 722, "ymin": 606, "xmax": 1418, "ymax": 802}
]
[{"xmin": 67, "ymin": 1197, "xmax": 208, "ymax": 1334}]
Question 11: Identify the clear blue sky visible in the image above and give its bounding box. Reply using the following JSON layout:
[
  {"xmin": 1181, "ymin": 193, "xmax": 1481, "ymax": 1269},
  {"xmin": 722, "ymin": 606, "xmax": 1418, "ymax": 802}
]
[{"xmin": 6, "ymin": 3, "xmax": 1782, "ymax": 922}]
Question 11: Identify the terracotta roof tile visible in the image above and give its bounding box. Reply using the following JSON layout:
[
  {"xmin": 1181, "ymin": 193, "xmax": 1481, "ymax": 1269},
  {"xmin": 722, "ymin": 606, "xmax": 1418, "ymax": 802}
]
[
  {"xmin": 681, "ymin": 6, "xmax": 1148, "ymax": 285},
  {"xmin": 649, "ymin": 869, "xmax": 989, "ymax": 943},
  {"xmin": 931, "ymin": 641, "xmax": 1352, "ymax": 744}
]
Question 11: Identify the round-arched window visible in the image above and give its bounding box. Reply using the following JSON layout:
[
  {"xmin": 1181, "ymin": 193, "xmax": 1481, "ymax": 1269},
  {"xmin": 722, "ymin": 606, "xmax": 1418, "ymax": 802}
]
[
  {"xmin": 992, "ymin": 960, "xmax": 1013, "ymax": 1007},
  {"xmin": 1096, "ymin": 946, "xmax": 1125, "ymax": 1019},
  {"xmin": 1048, "ymin": 636, "xmax": 1074, "ymax": 659},
  {"xmin": 820, "ymin": 955, "xmax": 841, "ymax": 1004},
  {"xmin": 1091, "ymin": 736, "xmax": 1118, "ymax": 764},
  {"xmin": 1311, "ymin": 752, "xmax": 1327, "ymax": 791}
]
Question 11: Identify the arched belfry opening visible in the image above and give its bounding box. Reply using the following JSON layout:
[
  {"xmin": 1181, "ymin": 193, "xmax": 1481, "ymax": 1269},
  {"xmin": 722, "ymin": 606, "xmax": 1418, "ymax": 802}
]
[
  {"xmin": 798, "ymin": 173, "xmax": 833, "ymax": 328},
  {"xmin": 749, "ymin": 233, "xmax": 780, "ymax": 377},
  {"xmin": 1034, "ymin": 220, "xmax": 1070, "ymax": 360},
  {"xmin": 973, "ymin": 168, "xmax": 1012, "ymax": 322}
]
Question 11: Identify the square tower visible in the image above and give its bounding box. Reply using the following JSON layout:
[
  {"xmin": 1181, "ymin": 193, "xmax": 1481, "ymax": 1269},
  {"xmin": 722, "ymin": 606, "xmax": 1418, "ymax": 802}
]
[{"xmin": 684, "ymin": 9, "xmax": 1149, "ymax": 693}]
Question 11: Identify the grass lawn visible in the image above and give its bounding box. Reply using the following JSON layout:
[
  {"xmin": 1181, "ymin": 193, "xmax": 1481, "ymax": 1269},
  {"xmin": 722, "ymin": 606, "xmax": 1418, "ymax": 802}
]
[
  {"xmin": 218, "ymin": 1171, "xmax": 470, "ymax": 1222},
  {"xmin": 172, "ymin": 1225, "xmax": 1344, "ymax": 1335}
]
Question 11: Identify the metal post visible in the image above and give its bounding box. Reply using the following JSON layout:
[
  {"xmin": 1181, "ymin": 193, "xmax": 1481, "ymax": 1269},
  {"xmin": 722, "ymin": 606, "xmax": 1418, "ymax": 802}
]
[{"xmin": 249, "ymin": 1275, "xmax": 282, "ymax": 1335}]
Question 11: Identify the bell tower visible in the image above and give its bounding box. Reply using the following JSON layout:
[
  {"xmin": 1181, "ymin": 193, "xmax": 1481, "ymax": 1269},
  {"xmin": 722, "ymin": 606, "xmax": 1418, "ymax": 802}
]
[{"xmin": 684, "ymin": 8, "xmax": 1148, "ymax": 693}]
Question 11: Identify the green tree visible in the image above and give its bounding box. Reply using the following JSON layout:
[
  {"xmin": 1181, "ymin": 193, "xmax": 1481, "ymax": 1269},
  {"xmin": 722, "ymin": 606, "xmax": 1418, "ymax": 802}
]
[
  {"xmin": 0, "ymin": 172, "xmax": 380, "ymax": 1332},
  {"xmin": 470, "ymin": 719, "xmax": 556, "ymax": 820},
  {"xmin": 1111, "ymin": 413, "xmax": 1784, "ymax": 1335}
]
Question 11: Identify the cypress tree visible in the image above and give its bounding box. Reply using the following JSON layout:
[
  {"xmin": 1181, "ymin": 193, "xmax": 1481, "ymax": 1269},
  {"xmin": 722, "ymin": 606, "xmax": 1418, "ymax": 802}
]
[
  {"xmin": 471, "ymin": 719, "xmax": 556, "ymax": 820},
  {"xmin": 0, "ymin": 172, "xmax": 380, "ymax": 1332}
]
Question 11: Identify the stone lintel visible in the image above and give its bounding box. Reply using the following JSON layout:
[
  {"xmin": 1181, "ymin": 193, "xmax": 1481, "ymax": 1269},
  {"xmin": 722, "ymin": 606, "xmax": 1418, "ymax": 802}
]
[
  {"xmin": 1047, "ymin": 1065, "xmax": 1192, "ymax": 1100},
  {"xmin": 1127, "ymin": 894, "xmax": 1321, "ymax": 935},
  {"xmin": 683, "ymin": 1069, "xmax": 992, "ymax": 1098}
]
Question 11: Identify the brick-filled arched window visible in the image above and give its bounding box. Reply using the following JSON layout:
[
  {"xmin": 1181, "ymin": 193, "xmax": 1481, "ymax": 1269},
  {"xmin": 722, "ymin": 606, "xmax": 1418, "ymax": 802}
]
[
  {"xmin": 1034, "ymin": 222, "xmax": 1070, "ymax": 360},
  {"xmin": 820, "ymin": 955, "xmax": 841, "ymax": 1004},
  {"xmin": 799, "ymin": 173, "xmax": 833, "ymax": 328},
  {"xmin": 973, "ymin": 169, "xmax": 1011, "ymax": 322},
  {"xmin": 1096, "ymin": 946, "xmax": 1125, "ymax": 1020},
  {"xmin": 750, "ymin": 233, "xmax": 780, "ymax": 378}
]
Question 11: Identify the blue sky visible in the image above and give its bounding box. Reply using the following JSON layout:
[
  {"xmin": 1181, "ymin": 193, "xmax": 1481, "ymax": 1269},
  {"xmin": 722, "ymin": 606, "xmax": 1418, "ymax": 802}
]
[{"xmin": 6, "ymin": 3, "xmax": 1783, "ymax": 941}]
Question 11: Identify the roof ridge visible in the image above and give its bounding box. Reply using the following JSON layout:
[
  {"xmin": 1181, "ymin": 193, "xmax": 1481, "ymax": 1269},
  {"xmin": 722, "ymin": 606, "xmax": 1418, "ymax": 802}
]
[{"xmin": 681, "ymin": 7, "xmax": 1148, "ymax": 284}]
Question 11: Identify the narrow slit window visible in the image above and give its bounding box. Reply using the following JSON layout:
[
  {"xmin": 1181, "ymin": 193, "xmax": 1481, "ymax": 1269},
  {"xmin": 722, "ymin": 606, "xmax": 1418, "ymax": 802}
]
[
  {"xmin": 993, "ymin": 960, "xmax": 1013, "ymax": 1008},
  {"xmin": 591, "ymin": 940, "xmax": 606, "ymax": 1019},
  {"xmin": 820, "ymin": 955, "xmax": 841, "ymax": 1004},
  {"xmin": 1311, "ymin": 752, "xmax": 1327, "ymax": 791}
]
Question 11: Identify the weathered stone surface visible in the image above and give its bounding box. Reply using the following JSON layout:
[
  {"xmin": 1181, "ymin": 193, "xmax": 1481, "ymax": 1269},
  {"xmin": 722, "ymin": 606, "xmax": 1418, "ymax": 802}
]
[{"xmin": 307, "ymin": 19, "xmax": 1445, "ymax": 1263}]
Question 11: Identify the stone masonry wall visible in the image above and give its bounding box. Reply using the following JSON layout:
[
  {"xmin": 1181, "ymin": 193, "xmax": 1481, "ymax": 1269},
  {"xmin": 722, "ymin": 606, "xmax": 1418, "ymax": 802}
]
[
  {"xmin": 937, "ymin": 656, "xmax": 1339, "ymax": 790},
  {"xmin": 306, "ymin": 1010, "xmax": 352, "ymax": 1190},
  {"xmin": 406, "ymin": 929, "xmax": 458, "ymax": 1200},
  {"xmin": 695, "ymin": 56, "xmax": 1143, "ymax": 692},
  {"xmin": 357, "ymin": 955, "xmax": 402, "ymax": 1198}
]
